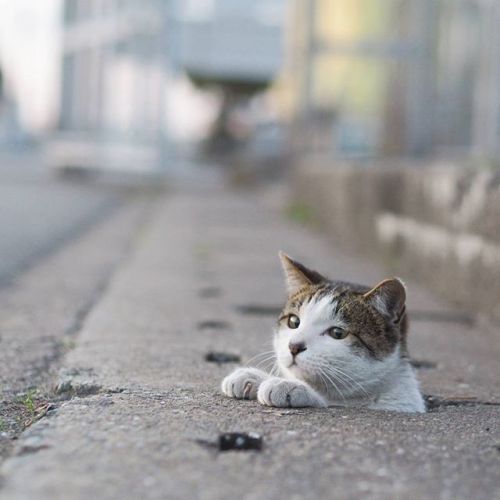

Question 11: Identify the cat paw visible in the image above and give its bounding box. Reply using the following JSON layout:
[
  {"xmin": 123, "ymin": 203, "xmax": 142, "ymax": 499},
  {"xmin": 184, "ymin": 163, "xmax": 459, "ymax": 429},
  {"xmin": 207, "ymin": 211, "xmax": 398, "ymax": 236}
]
[
  {"xmin": 221, "ymin": 367, "xmax": 269, "ymax": 400},
  {"xmin": 257, "ymin": 377, "xmax": 327, "ymax": 408}
]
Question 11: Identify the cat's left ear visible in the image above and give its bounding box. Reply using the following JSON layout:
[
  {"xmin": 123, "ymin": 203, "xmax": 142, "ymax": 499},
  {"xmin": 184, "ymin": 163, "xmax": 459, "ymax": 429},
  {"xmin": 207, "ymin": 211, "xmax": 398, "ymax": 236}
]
[{"xmin": 363, "ymin": 278, "xmax": 406, "ymax": 322}]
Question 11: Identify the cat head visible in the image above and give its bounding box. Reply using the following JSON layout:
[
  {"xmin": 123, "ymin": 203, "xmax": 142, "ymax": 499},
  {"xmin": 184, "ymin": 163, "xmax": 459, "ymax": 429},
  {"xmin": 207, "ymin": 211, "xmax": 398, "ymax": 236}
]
[{"xmin": 274, "ymin": 252, "xmax": 407, "ymax": 398}]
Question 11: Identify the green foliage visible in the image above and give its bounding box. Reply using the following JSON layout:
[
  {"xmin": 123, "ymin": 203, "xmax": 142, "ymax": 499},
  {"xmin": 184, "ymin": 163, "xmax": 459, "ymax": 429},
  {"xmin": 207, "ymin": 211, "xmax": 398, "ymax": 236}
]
[
  {"xmin": 18, "ymin": 390, "xmax": 37, "ymax": 415},
  {"xmin": 286, "ymin": 202, "xmax": 315, "ymax": 226}
]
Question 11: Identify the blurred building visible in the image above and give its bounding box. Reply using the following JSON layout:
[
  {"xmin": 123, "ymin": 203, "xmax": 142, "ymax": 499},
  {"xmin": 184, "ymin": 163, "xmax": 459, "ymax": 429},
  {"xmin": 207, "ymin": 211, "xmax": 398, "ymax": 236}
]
[
  {"xmin": 176, "ymin": 0, "xmax": 287, "ymax": 158},
  {"xmin": 48, "ymin": 0, "xmax": 287, "ymax": 173},
  {"xmin": 0, "ymin": 63, "xmax": 26, "ymax": 149},
  {"xmin": 178, "ymin": 0, "xmax": 285, "ymax": 87},
  {"xmin": 282, "ymin": 0, "xmax": 500, "ymax": 160},
  {"xmin": 46, "ymin": 0, "xmax": 170, "ymax": 173}
]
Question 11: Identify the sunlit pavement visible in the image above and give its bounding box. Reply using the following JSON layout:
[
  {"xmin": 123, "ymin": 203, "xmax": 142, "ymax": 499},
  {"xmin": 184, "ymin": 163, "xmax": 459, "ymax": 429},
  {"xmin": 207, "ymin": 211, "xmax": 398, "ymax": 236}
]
[{"xmin": 0, "ymin": 181, "xmax": 499, "ymax": 500}]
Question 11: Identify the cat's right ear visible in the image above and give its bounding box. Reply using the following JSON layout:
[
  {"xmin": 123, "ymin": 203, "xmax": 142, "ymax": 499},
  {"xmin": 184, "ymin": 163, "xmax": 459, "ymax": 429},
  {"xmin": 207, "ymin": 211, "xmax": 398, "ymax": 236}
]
[{"xmin": 279, "ymin": 252, "xmax": 327, "ymax": 296}]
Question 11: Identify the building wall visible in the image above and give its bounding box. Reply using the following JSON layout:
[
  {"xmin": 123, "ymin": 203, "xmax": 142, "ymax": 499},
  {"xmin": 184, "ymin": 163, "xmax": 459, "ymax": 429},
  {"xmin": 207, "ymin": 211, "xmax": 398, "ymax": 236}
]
[
  {"xmin": 291, "ymin": 160, "xmax": 500, "ymax": 319},
  {"xmin": 281, "ymin": 0, "xmax": 500, "ymax": 160},
  {"xmin": 59, "ymin": 0, "xmax": 167, "ymax": 140}
]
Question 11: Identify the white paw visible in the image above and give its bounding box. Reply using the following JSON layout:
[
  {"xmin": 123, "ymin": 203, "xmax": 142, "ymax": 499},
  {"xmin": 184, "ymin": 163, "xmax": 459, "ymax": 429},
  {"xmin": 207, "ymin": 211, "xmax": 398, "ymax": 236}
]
[
  {"xmin": 257, "ymin": 377, "xmax": 327, "ymax": 408},
  {"xmin": 221, "ymin": 367, "xmax": 269, "ymax": 400}
]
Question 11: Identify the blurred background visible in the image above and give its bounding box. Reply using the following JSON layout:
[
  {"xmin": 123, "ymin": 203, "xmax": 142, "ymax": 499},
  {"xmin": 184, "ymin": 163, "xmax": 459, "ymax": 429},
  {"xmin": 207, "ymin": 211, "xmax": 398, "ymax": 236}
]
[
  {"xmin": 4, "ymin": 0, "xmax": 500, "ymax": 170},
  {"xmin": 0, "ymin": 0, "xmax": 499, "ymax": 315}
]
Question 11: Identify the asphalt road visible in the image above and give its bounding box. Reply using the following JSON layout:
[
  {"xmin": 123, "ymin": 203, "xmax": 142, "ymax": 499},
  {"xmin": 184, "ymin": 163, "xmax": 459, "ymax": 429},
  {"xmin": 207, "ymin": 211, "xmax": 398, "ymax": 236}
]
[{"xmin": 0, "ymin": 152, "xmax": 123, "ymax": 285}]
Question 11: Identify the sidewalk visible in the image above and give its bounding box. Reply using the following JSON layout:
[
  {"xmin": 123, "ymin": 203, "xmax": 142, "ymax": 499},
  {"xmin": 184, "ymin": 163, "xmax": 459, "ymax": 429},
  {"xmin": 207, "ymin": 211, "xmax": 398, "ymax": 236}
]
[{"xmin": 1, "ymin": 187, "xmax": 499, "ymax": 500}]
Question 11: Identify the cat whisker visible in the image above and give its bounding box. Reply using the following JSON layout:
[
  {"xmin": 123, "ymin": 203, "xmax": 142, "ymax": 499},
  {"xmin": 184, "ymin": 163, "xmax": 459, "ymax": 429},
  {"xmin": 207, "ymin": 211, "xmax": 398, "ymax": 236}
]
[
  {"xmin": 317, "ymin": 371, "xmax": 330, "ymax": 395},
  {"xmin": 254, "ymin": 355, "xmax": 277, "ymax": 369},
  {"xmin": 245, "ymin": 350, "xmax": 276, "ymax": 366},
  {"xmin": 315, "ymin": 357, "xmax": 368, "ymax": 396},
  {"xmin": 323, "ymin": 364, "xmax": 370, "ymax": 397},
  {"xmin": 254, "ymin": 360, "xmax": 276, "ymax": 369},
  {"xmin": 269, "ymin": 362, "xmax": 281, "ymax": 377},
  {"xmin": 336, "ymin": 371, "xmax": 370, "ymax": 397},
  {"xmin": 328, "ymin": 369, "xmax": 361, "ymax": 397},
  {"xmin": 329, "ymin": 365, "xmax": 370, "ymax": 394},
  {"xmin": 318, "ymin": 367, "xmax": 346, "ymax": 401}
]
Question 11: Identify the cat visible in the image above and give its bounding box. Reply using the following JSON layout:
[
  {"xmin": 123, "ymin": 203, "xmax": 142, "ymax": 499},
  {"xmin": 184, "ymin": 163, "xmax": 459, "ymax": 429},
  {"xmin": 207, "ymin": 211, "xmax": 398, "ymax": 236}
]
[{"xmin": 221, "ymin": 252, "xmax": 425, "ymax": 413}]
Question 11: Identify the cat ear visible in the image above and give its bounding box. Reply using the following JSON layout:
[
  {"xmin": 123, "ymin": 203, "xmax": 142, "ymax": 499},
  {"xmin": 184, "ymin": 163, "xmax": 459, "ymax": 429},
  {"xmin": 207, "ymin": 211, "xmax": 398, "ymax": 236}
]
[
  {"xmin": 363, "ymin": 278, "xmax": 406, "ymax": 321},
  {"xmin": 279, "ymin": 252, "xmax": 327, "ymax": 295}
]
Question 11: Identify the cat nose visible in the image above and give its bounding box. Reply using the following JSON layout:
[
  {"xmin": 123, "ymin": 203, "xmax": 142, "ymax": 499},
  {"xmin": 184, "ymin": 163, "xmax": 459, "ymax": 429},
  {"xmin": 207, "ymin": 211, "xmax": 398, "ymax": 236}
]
[{"xmin": 289, "ymin": 342, "xmax": 307, "ymax": 357}]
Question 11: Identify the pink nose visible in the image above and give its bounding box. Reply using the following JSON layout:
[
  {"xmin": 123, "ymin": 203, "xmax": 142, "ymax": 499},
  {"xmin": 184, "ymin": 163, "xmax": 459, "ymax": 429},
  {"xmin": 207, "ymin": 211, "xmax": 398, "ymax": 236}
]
[{"xmin": 289, "ymin": 342, "xmax": 307, "ymax": 357}]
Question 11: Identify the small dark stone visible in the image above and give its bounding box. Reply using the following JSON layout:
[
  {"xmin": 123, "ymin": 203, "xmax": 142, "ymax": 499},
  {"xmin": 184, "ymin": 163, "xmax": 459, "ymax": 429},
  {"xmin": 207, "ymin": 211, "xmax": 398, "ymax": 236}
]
[
  {"xmin": 218, "ymin": 432, "xmax": 263, "ymax": 451},
  {"xmin": 197, "ymin": 320, "xmax": 230, "ymax": 330},
  {"xmin": 423, "ymin": 394, "xmax": 444, "ymax": 410},
  {"xmin": 205, "ymin": 352, "xmax": 241, "ymax": 364},
  {"xmin": 235, "ymin": 304, "xmax": 282, "ymax": 316}
]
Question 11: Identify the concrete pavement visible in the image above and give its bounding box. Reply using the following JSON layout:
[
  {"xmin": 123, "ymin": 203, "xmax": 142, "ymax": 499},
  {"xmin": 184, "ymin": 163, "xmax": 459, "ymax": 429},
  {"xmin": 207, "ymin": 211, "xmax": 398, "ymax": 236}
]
[
  {"xmin": 0, "ymin": 186, "xmax": 499, "ymax": 499},
  {"xmin": 0, "ymin": 191, "xmax": 154, "ymax": 462}
]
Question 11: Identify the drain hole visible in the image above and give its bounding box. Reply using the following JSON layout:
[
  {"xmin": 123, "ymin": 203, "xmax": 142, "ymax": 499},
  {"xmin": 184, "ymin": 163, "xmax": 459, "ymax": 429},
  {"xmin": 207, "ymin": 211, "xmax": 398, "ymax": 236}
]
[
  {"xmin": 235, "ymin": 304, "xmax": 281, "ymax": 316},
  {"xmin": 197, "ymin": 320, "xmax": 230, "ymax": 330},
  {"xmin": 199, "ymin": 287, "xmax": 222, "ymax": 299},
  {"xmin": 205, "ymin": 351, "xmax": 241, "ymax": 364},
  {"xmin": 410, "ymin": 310, "xmax": 475, "ymax": 325},
  {"xmin": 410, "ymin": 359, "xmax": 437, "ymax": 369}
]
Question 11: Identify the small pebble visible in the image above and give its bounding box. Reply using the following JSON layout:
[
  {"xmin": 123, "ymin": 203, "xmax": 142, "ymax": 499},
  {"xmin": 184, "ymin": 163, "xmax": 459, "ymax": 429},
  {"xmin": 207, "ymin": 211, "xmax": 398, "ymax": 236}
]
[
  {"xmin": 205, "ymin": 352, "xmax": 241, "ymax": 364},
  {"xmin": 218, "ymin": 432, "xmax": 263, "ymax": 451}
]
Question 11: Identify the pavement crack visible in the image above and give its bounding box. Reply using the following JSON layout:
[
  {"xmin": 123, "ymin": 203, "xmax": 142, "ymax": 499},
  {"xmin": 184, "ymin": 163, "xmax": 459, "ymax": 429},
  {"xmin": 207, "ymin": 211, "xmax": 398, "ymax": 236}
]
[
  {"xmin": 197, "ymin": 320, "xmax": 231, "ymax": 330},
  {"xmin": 425, "ymin": 394, "xmax": 500, "ymax": 411},
  {"xmin": 63, "ymin": 201, "xmax": 155, "ymax": 339},
  {"xmin": 0, "ymin": 199, "xmax": 158, "ymax": 474},
  {"xmin": 234, "ymin": 304, "xmax": 477, "ymax": 326}
]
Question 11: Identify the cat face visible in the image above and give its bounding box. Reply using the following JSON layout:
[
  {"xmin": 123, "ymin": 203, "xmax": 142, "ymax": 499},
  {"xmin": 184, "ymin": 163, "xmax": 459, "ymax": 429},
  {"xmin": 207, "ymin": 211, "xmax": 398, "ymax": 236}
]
[{"xmin": 275, "ymin": 253, "xmax": 407, "ymax": 399}]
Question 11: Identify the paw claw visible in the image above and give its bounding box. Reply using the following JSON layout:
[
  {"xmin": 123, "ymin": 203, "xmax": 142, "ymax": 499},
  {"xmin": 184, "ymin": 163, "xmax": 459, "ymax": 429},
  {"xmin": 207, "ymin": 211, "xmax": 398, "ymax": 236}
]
[
  {"xmin": 221, "ymin": 367, "xmax": 269, "ymax": 400},
  {"xmin": 243, "ymin": 382, "xmax": 252, "ymax": 399}
]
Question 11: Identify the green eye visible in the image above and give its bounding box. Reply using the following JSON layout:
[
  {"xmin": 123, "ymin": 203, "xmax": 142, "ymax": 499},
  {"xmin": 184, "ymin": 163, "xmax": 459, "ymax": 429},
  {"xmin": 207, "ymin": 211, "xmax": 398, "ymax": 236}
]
[
  {"xmin": 287, "ymin": 314, "xmax": 300, "ymax": 329},
  {"xmin": 327, "ymin": 327, "xmax": 348, "ymax": 340}
]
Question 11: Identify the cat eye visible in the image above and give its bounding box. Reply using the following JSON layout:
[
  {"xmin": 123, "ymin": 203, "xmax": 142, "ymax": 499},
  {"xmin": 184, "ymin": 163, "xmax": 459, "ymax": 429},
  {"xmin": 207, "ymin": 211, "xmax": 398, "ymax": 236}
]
[
  {"xmin": 287, "ymin": 314, "xmax": 300, "ymax": 329},
  {"xmin": 327, "ymin": 327, "xmax": 348, "ymax": 340}
]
